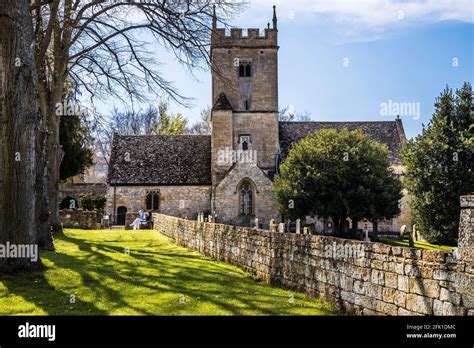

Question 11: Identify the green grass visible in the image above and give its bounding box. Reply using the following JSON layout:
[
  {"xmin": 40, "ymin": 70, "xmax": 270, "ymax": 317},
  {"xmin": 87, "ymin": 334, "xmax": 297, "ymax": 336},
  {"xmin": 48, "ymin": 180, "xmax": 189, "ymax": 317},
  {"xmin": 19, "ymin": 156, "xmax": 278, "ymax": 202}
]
[
  {"xmin": 378, "ymin": 237, "xmax": 456, "ymax": 252},
  {"xmin": 0, "ymin": 229, "xmax": 338, "ymax": 316}
]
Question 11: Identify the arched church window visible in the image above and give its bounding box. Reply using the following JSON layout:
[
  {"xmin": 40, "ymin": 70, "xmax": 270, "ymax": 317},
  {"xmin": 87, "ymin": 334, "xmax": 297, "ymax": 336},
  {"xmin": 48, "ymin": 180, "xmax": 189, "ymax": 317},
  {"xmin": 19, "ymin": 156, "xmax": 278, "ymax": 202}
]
[
  {"xmin": 242, "ymin": 140, "xmax": 248, "ymax": 151},
  {"xmin": 146, "ymin": 193, "xmax": 152, "ymax": 209},
  {"xmin": 239, "ymin": 64, "xmax": 245, "ymax": 77},
  {"xmin": 146, "ymin": 191, "xmax": 159, "ymax": 210},
  {"xmin": 239, "ymin": 182, "xmax": 253, "ymax": 215}
]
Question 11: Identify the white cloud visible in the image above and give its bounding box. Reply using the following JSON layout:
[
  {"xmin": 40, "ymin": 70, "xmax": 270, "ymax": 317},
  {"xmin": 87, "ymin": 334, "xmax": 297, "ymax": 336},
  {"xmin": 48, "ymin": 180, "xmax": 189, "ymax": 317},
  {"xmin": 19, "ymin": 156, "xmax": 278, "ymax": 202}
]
[
  {"xmin": 250, "ymin": 0, "xmax": 473, "ymax": 26},
  {"xmin": 234, "ymin": 0, "xmax": 472, "ymax": 43}
]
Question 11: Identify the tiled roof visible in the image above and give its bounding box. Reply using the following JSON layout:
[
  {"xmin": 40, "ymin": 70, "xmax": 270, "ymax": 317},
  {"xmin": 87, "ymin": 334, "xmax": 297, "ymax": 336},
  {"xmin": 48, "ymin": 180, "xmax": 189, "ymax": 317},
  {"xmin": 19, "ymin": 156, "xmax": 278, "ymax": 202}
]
[
  {"xmin": 279, "ymin": 121, "xmax": 405, "ymax": 163},
  {"xmin": 213, "ymin": 92, "xmax": 233, "ymax": 110},
  {"xmin": 108, "ymin": 134, "xmax": 211, "ymax": 185}
]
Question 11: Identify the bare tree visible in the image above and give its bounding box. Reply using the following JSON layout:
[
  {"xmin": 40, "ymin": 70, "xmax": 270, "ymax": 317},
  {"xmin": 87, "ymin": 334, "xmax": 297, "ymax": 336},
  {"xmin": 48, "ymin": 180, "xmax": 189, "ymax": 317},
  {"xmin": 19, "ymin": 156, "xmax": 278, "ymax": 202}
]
[
  {"xmin": 93, "ymin": 101, "xmax": 190, "ymax": 166},
  {"xmin": 0, "ymin": 0, "xmax": 48, "ymax": 272},
  {"xmin": 279, "ymin": 105, "xmax": 312, "ymax": 122},
  {"xmin": 189, "ymin": 106, "xmax": 211, "ymax": 135},
  {"xmin": 31, "ymin": 0, "xmax": 244, "ymax": 234}
]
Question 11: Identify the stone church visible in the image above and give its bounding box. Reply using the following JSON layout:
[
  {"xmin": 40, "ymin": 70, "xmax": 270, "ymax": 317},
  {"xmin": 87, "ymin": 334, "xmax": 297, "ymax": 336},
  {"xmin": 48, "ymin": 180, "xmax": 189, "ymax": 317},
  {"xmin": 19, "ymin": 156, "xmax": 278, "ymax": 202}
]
[{"xmin": 106, "ymin": 7, "xmax": 410, "ymax": 232}]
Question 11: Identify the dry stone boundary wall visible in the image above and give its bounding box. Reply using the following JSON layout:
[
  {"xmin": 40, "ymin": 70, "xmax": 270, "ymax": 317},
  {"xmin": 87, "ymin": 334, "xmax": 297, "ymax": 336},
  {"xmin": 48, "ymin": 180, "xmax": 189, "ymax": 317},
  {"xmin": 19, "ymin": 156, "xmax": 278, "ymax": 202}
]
[{"xmin": 153, "ymin": 195, "xmax": 474, "ymax": 316}]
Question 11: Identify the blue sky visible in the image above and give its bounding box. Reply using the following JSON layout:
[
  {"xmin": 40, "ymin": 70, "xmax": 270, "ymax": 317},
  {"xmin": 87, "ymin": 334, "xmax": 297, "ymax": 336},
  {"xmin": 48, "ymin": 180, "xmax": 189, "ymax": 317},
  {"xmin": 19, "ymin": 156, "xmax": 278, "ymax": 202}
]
[{"xmin": 94, "ymin": 0, "xmax": 473, "ymax": 139}]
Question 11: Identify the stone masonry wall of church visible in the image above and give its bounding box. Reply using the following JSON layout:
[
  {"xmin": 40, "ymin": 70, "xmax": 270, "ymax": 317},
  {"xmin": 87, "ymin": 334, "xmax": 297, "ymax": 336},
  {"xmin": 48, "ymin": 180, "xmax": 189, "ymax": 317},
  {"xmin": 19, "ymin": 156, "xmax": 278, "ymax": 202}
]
[
  {"xmin": 154, "ymin": 195, "xmax": 474, "ymax": 316},
  {"xmin": 106, "ymin": 186, "xmax": 211, "ymax": 222},
  {"xmin": 211, "ymin": 39, "xmax": 278, "ymax": 112},
  {"xmin": 214, "ymin": 162, "xmax": 280, "ymax": 227},
  {"xmin": 232, "ymin": 112, "xmax": 279, "ymax": 170}
]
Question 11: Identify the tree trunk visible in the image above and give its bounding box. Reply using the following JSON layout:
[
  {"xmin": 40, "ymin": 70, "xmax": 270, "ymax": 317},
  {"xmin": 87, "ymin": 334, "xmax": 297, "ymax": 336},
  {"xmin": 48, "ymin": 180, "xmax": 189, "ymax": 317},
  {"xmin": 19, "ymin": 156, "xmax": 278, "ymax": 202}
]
[
  {"xmin": 371, "ymin": 220, "xmax": 379, "ymax": 241},
  {"xmin": 351, "ymin": 219, "xmax": 358, "ymax": 238},
  {"xmin": 44, "ymin": 1, "xmax": 71, "ymax": 236},
  {"xmin": 36, "ymin": 127, "xmax": 54, "ymax": 250},
  {"xmin": 0, "ymin": 0, "xmax": 47, "ymax": 272},
  {"xmin": 47, "ymin": 110, "xmax": 64, "ymax": 235},
  {"xmin": 333, "ymin": 218, "xmax": 344, "ymax": 237}
]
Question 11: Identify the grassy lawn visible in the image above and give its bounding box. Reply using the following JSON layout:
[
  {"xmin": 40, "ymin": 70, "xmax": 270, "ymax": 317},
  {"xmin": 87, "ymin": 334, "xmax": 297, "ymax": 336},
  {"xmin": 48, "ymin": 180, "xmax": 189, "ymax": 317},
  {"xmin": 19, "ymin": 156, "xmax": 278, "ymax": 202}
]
[
  {"xmin": 0, "ymin": 229, "xmax": 338, "ymax": 316},
  {"xmin": 378, "ymin": 237, "xmax": 456, "ymax": 252}
]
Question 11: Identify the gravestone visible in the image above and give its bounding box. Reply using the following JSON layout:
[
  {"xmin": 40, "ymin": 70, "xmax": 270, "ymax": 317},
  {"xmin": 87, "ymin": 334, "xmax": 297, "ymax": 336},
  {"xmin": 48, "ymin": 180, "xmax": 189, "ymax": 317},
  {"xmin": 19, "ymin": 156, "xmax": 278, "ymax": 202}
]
[
  {"xmin": 364, "ymin": 228, "xmax": 371, "ymax": 242},
  {"xmin": 269, "ymin": 219, "xmax": 275, "ymax": 232},
  {"xmin": 400, "ymin": 224, "xmax": 407, "ymax": 239},
  {"xmin": 458, "ymin": 195, "xmax": 473, "ymax": 262},
  {"xmin": 278, "ymin": 223, "xmax": 285, "ymax": 233}
]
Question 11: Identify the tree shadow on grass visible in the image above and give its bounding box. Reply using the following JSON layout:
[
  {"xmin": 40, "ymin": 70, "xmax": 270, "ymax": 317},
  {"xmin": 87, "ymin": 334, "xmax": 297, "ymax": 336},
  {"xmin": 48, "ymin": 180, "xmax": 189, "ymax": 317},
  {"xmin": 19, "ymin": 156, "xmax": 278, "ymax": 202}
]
[
  {"xmin": 0, "ymin": 265, "xmax": 108, "ymax": 315},
  {"xmin": 1, "ymin": 232, "xmax": 335, "ymax": 316},
  {"xmin": 62, "ymin": 235, "xmax": 285, "ymax": 315}
]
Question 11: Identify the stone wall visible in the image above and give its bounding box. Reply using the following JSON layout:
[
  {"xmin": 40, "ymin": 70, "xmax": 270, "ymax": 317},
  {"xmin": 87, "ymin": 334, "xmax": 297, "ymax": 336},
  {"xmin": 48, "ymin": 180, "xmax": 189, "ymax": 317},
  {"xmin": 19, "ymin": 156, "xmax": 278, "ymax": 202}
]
[
  {"xmin": 58, "ymin": 182, "xmax": 107, "ymax": 206},
  {"xmin": 59, "ymin": 209, "xmax": 99, "ymax": 229},
  {"xmin": 231, "ymin": 112, "xmax": 280, "ymax": 170},
  {"xmin": 107, "ymin": 185, "xmax": 211, "ymax": 224},
  {"xmin": 153, "ymin": 195, "xmax": 474, "ymax": 316}
]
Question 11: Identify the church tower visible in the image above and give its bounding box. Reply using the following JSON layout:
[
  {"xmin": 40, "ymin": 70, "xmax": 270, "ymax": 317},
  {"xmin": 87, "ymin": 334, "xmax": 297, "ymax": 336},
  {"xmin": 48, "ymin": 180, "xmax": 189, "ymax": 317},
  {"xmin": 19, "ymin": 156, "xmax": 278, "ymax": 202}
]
[
  {"xmin": 211, "ymin": 5, "xmax": 280, "ymax": 185},
  {"xmin": 210, "ymin": 6, "xmax": 281, "ymax": 227}
]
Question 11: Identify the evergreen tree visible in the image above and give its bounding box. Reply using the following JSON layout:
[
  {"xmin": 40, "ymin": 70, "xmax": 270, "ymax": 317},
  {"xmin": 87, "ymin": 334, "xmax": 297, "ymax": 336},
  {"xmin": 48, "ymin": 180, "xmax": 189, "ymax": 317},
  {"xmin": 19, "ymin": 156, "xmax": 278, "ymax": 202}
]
[
  {"xmin": 59, "ymin": 114, "xmax": 94, "ymax": 181},
  {"xmin": 402, "ymin": 83, "xmax": 473, "ymax": 245},
  {"xmin": 273, "ymin": 129, "xmax": 402, "ymax": 237}
]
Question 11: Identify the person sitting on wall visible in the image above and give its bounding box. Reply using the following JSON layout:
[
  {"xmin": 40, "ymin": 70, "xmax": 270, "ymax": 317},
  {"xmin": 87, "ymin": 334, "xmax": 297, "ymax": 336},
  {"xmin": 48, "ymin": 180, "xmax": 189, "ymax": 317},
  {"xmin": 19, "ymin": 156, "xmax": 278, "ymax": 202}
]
[{"xmin": 130, "ymin": 210, "xmax": 146, "ymax": 230}]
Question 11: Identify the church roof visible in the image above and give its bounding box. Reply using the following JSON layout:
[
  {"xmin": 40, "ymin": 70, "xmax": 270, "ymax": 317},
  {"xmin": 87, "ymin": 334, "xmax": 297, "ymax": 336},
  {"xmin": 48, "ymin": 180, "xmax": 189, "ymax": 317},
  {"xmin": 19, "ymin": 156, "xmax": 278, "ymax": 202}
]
[
  {"xmin": 213, "ymin": 92, "xmax": 233, "ymax": 110},
  {"xmin": 108, "ymin": 134, "xmax": 211, "ymax": 185},
  {"xmin": 279, "ymin": 120, "xmax": 406, "ymax": 164}
]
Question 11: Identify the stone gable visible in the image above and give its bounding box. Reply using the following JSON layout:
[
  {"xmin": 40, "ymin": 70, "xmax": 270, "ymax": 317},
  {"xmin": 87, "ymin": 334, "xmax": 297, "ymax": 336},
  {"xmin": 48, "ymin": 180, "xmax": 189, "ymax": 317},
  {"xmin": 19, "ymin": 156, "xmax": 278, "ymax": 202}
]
[{"xmin": 214, "ymin": 161, "xmax": 279, "ymax": 227}]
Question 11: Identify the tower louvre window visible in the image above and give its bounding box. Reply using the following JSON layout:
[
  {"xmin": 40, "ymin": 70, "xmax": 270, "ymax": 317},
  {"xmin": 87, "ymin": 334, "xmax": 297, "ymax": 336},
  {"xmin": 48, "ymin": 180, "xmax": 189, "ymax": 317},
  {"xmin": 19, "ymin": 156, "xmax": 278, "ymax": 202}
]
[
  {"xmin": 245, "ymin": 64, "xmax": 251, "ymax": 77},
  {"xmin": 238, "ymin": 61, "xmax": 251, "ymax": 77}
]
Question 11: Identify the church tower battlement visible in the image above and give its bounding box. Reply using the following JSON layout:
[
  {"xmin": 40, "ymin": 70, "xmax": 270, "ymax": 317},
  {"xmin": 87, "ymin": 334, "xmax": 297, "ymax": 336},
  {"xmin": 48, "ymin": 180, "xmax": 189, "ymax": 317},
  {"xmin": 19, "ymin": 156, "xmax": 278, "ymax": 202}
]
[
  {"xmin": 211, "ymin": 27, "xmax": 278, "ymax": 48},
  {"xmin": 211, "ymin": 5, "xmax": 278, "ymax": 113},
  {"xmin": 211, "ymin": 5, "xmax": 280, "ymax": 184}
]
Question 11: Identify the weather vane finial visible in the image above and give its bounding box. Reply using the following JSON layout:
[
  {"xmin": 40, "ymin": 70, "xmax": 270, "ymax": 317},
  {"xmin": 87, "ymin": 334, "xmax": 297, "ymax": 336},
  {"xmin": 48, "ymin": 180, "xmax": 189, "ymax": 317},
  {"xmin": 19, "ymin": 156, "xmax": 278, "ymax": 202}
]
[
  {"xmin": 272, "ymin": 5, "xmax": 277, "ymax": 30},
  {"xmin": 212, "ymin": 5, "xmax": 217, "ymax": 29}
]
